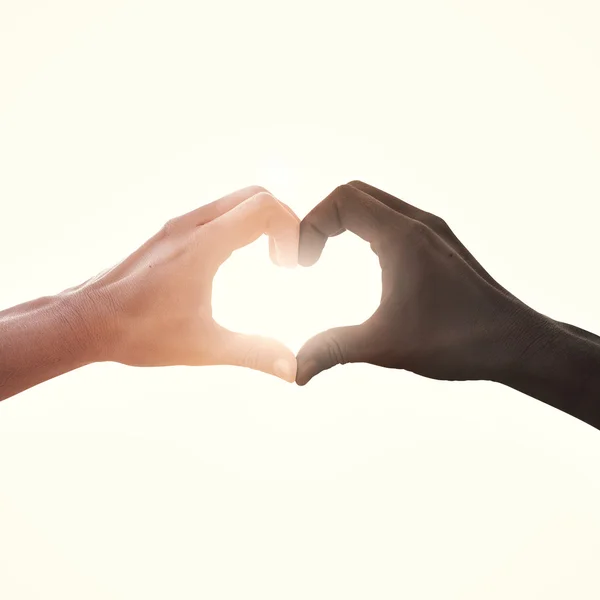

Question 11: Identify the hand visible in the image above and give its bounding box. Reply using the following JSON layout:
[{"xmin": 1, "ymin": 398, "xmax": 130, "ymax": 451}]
[
  {"xmin": 72, "ymin": 187, "xmax": 299, "ymax": 382},
  {"xmin": 295, "ymin": 181, "xmax": 537, "ymax": 386}
]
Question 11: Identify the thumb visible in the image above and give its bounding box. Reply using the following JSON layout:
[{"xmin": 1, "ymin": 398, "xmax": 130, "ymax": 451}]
[
  {"xmin": 213, "ymin": 328, "xmax": 297, "ymax": 383},
  {"xmin": 296, "ymin": 325, "xmax": 367, "ymax": 386}
]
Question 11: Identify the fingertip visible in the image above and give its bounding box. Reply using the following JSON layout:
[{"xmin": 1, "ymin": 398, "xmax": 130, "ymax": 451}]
[
  {"xmin": 295, "ymin": 358, "xmax": 318, "ymax": 386},
  {"xmin": 214, "ymin": 327, "xmax": 298, "ymax": 382},
  {"xmin": 274, "ymin": 240, "xmax": 299, "ymax": 268},
  {"xmin": 294, "ymin": 372, "xmax": 311, "ymax": 386},
  {"xmin": 298, "ymin": 251, "xmax": 318, "ymax": 268},
  {"xmin": 298, "ymin": 255, "xmax": 316, "ymax": 268},
  {"xmin": 274, "ymin": 357, "xmax": 297, "ymax": 383}
]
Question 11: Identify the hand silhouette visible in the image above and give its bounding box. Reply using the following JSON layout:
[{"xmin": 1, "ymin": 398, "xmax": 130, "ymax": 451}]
[{"xmin": 295, "ymin": 181, "xmax": 534, "ymax": 386}]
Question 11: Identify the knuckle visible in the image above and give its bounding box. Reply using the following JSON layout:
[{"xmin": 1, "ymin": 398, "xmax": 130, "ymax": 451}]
[
  {"xmin": 161, "ymin": 217, "xmax": 179, "ymax": 238},
  {"xmin": 332, "ymin": 183, "xmax": 353, "ymax": 198},
  {"xmin": 422, "ymin": 212, "xmax": 449, "ymax": 233},
  {"xmin": 252, "ymin": 191, "xmax": 277, "ymax": 209},
  {"xmin": 347, "ymin": 179, "xmax": 366, "ymax": 188},
  {"xmin": 331, "ymin": 184, "xmax": 362, "ymax": 210},
  {"xmin": 406, "ymin": 220, "xmax": 432, "ymax": 246},
  {"xmin": 329, "ymin": 183, "xmax": 352, "ymax": 202},
  {"xmin": 437, "ymin": 216, "xmax": 450, "ymax": 231},
  {"xmin": 409, "ymin": 220, "xmax": 429, "ymax": 238},
  {"xmin": 245, "ymin": 185, "xmax": 268, "ymax": 196}
]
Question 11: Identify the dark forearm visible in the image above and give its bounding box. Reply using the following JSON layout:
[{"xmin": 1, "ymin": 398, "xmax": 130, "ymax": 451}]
[
  {"xmin": 496, "ymin": 313, "xmax": 600, "ymax": 429},
  {"xmin": 0, "ymin": 292, "xmax": 104, "ymax": 401},
  {"xmin": 554, "ymin": 320, "xmax": 600, "ymax": 345}
]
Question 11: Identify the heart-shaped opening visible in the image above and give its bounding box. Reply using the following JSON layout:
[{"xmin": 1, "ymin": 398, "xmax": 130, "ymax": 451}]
[{"xmin": 212, "ymin": 233, "xmax": 382, "ymax": 355}]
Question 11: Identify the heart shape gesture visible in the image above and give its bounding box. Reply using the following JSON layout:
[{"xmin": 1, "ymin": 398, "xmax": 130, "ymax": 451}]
[
  {"xmin": 74, "ymin": 180, "xmax": 532, "ymax": 390},
  {"xmin": 211, "ymin": 225, "xmax": 381, "ymax": 361},
  {"xmin": 3, "ymin": 181, "xmax": 600, "ymax": 421},
  {"xmin": 295, "ymin": 181, "xmax": 533, "ymax": 386}
]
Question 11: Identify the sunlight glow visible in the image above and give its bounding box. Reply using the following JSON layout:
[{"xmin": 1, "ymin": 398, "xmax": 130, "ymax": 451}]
[{"xmin": 212, "ymin": 233, "xmax": 382, "ymax": 354}]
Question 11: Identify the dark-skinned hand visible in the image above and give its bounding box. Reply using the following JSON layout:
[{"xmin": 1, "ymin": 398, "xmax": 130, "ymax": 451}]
[{"xmin": 296, "ymin": 181, "xmax": 544, "ymax": 386}]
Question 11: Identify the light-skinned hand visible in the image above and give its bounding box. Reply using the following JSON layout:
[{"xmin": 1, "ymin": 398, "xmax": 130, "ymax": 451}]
[{"xmin": 72, "ymin": 186, "xmax": 299, "ymax": 382}]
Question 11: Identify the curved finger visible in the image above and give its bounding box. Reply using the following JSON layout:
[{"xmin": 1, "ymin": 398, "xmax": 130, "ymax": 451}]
[
  {"xmin": 172, "ymin": 185, "xmax": 271, "ymax": 231},
  {"xmin": 299, "ymin": 184, "xmax": 406, "ymax": 267},
  {"xmin": 269, "ymin": 199, "xmax": 297, "ymax": 266},
  {"xmin": 347, "ymin": 180, "xmax": 503, "ymax": 288},
  {"xmin": 347, "ymin": 180, "xmax": 431, "ymax": 222},
  {"xmin": 206, "ymin": 191, "xmax": 300, "ymax": 267}
]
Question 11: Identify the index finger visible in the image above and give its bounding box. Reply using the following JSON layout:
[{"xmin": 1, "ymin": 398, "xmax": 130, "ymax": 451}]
[
  {"xmin": 299, "ymin": 183, "xmax": 404, "ymax": 266},
  {"xmin": 173, "ymin": 185, "xmax": 270, "ymax": 230},
  {"xmin": 204, "ymin": 192, "xmax": 300, "ymax": 266}
]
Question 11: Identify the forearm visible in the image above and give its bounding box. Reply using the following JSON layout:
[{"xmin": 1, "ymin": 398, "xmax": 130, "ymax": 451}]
[
  {"xmin": 496, "ymin": 313, "xmax": 600, "ymax": 429},
  {"xmin": 554, "ymin": 320, "xmax": 600, "ymax": 345},
  {"xmin": 0, "ymin": 292, "xmax": 104, "ymax": 401}
]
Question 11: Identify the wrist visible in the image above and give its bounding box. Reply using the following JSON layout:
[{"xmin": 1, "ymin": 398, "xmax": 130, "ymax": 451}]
[
  {"xmin": 493, "ymin": 307, "xmax": 600, "ymax": 426},
  {"xmin": 493, "ymin": 307, "xmax": 560, "ymax": 378},
  {"xmin": 56, "ymin": 286, "xmax": 119, "ymax": 364}
]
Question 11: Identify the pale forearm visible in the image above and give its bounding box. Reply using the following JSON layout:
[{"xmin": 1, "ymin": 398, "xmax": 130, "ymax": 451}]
[{"xmin": 0, "ymin": 292, "xmax": 104, "ymax": 401}]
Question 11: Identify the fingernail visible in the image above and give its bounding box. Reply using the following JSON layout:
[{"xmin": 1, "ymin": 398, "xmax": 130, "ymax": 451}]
[{"xmin": 274, "ymin": 358, "xmax": 296, "ymax": 382}]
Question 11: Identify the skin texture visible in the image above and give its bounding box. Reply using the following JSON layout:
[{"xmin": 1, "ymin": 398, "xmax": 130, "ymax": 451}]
[
  {"xmin": 0, "ymin": 187, "xmax": 299, "ymax": 401},
  {"xmin": 296, "ymin": 181, "xmax": 600, "ymax": 429}
]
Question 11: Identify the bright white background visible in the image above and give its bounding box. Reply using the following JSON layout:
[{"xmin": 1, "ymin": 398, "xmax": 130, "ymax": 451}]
[{"xmin": 1, "ymin": 1, "xmax": 600, "ymax": 598}]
